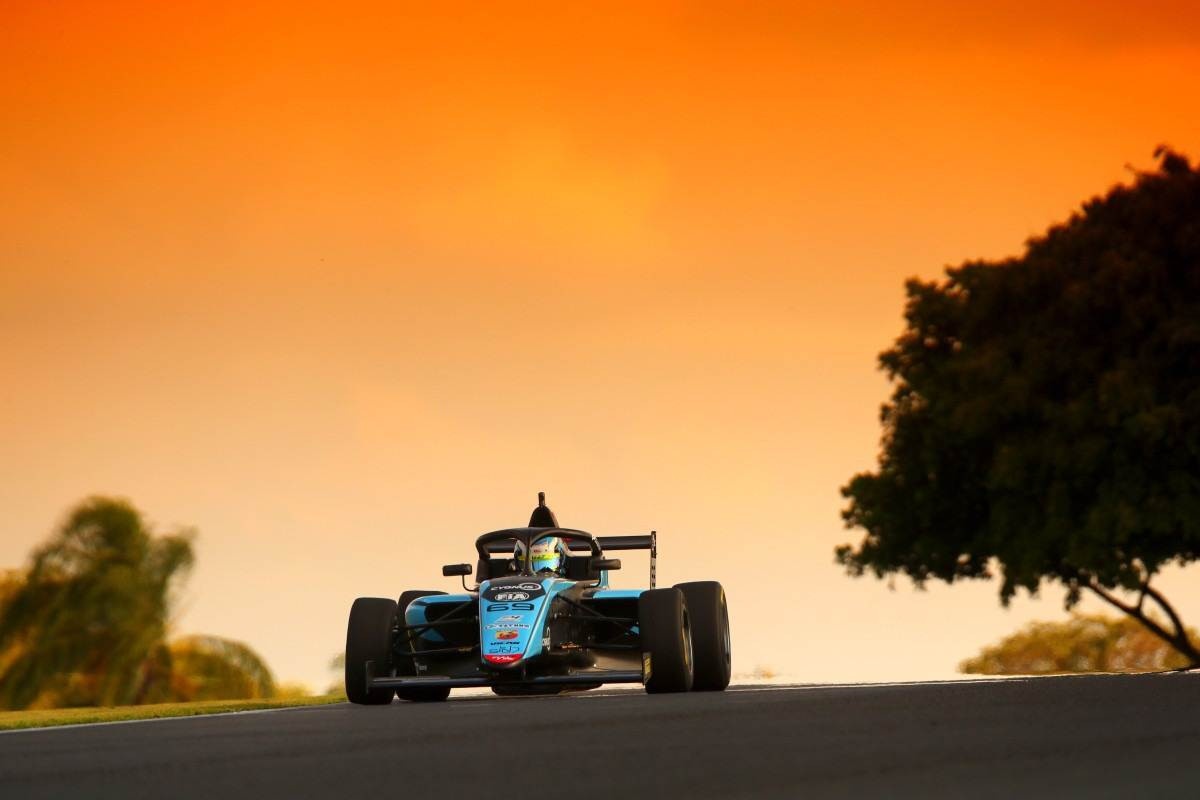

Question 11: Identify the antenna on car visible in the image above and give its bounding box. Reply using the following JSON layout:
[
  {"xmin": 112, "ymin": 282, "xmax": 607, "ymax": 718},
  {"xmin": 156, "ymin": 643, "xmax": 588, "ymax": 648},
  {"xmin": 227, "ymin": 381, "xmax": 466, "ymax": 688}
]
[{"xmin": 538, "ymin": 491, "xmax": 546, "ymax": 507}]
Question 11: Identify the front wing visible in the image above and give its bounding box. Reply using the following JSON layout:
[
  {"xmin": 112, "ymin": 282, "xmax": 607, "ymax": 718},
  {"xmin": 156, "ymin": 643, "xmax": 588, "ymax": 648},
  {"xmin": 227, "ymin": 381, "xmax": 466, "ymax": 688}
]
[{"xmin": 364, "ymin": 660, "xmax": 645, "ymax": 691}]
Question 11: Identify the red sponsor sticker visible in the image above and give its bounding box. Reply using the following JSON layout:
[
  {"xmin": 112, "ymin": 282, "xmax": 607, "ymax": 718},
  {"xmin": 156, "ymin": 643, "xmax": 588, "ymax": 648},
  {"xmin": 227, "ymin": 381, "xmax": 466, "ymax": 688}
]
[
  {"xmin": 484, "ymin": 654, "xmax": 521, "ymax": 665},
  {"xmin": 495, "ymin": 630, "xmax": 519, "ymax": 640}
]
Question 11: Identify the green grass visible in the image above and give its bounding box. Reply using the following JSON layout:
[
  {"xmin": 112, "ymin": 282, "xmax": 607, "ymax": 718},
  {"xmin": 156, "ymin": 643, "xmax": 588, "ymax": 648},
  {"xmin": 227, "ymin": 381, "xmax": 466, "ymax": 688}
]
[{"xmin": 0, "ymin": 694, "xmax": 344, "ymax": 732}]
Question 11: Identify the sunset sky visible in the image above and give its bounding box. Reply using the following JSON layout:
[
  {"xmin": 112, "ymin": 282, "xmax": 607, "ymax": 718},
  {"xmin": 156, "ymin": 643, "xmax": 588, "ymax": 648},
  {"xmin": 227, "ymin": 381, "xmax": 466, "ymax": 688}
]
[{"xmin": 3, "ymin": 1, "xmax": 1200, "ymax": 690}]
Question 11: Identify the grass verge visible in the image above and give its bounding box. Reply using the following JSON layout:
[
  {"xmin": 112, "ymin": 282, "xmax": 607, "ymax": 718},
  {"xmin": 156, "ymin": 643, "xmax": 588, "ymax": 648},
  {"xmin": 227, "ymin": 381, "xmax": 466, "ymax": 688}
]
[{"xmin": 0, "ymin": 695, "xmax": 344, "ymax": 732}]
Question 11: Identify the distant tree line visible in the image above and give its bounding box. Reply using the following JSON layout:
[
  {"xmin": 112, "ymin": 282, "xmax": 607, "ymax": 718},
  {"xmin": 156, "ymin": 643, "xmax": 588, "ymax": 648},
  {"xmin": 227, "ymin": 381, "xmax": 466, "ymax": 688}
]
[
  {"xmin": 961, "ymin": 614, "xmax": 1198, "ymax": 675},
  {"xmin": 0, "ymin": 497, "xmax": 276, "ymax": 710}
]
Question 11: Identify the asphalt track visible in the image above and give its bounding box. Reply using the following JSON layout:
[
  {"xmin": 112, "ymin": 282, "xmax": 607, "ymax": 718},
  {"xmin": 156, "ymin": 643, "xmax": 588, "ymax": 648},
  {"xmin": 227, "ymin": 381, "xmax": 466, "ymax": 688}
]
[{"xmin": 3, "ymin": 673, "xmax": 1200, "ymax": 798}]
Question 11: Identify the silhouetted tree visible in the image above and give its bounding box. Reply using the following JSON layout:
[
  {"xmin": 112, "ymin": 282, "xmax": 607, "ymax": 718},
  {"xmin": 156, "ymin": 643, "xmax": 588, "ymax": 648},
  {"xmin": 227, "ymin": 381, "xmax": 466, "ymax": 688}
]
[
  {"xmin": 960, "ymin": 614, "xmax": 1198, "ymax": 675},
  {"xmin": 838, "ymin": 148, "xmax": 1200, "ymax": 666}
]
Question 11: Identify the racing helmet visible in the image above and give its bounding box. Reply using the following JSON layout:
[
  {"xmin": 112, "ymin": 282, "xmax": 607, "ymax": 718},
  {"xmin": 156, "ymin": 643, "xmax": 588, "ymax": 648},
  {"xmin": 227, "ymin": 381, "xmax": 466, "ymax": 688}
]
[
  {"xmin": 530, "ymin": 537, "xmax": 567, "ymax": 574},
  {"xmin": 515, "ymin": 536, "xmax": 567, "ymax": 575}
]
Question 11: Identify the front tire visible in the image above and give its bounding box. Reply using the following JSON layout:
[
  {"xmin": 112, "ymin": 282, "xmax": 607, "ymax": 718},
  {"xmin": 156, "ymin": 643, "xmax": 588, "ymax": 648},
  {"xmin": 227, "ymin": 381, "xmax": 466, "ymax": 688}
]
[
  {"xmin": 345, "ymin": 597, "xmax": 398, "ymax": 705},
  {"xmin": 675, "ymin": 582, "xmax": 731, "ymax": 691},
  {"xmin": 639, "ymin": 588, "xmax": 694, "ymax": 693}
]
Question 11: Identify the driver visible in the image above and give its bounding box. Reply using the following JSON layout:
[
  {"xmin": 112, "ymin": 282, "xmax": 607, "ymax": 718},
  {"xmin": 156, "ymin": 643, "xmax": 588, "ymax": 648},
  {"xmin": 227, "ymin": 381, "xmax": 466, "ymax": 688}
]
[{"xmin": 513, "ymin": 537, "xmax": 568, "ymax": 576}]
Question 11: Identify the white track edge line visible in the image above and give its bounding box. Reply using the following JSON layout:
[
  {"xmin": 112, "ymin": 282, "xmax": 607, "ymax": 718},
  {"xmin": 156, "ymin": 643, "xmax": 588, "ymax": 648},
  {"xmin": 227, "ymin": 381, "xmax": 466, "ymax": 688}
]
[{"xmin": 0, "ymin": 703, "xmax": 347, "ymax": 735}]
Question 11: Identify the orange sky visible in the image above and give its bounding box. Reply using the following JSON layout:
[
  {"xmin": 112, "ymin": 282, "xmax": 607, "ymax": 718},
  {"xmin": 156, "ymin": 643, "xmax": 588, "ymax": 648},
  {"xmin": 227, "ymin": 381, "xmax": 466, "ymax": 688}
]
[{"xmin": 3, "ymin": 1, "xmax": 1200, "ymax": 689}]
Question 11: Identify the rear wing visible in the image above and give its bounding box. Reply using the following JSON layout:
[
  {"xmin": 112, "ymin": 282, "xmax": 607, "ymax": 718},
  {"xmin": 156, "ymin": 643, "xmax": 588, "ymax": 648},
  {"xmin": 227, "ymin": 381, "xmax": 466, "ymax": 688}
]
[{"xmin": 598, "ymin": 532, "xmax": 657, "ymax": 589}]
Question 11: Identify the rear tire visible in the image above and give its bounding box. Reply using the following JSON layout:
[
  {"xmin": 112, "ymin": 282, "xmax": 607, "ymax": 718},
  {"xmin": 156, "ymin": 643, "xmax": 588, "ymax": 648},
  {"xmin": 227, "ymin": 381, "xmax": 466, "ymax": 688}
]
[
  {"xmin": 675, "ymin": 582, "xmax": 731, "ymax": 691},
  {"xmin": 345, "ymin": 597, "xmax": 398, "ymax": 705},
  {"xmin": 639, "ymin": 588, "xmax": 694, "ymax": 694}
]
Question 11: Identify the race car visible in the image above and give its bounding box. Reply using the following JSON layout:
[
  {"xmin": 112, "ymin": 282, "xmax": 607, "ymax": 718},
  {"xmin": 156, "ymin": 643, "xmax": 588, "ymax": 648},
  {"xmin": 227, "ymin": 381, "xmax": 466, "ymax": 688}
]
[{"xmin": 344, "ymin": 493, "xmax": 731, "ymax": 702}]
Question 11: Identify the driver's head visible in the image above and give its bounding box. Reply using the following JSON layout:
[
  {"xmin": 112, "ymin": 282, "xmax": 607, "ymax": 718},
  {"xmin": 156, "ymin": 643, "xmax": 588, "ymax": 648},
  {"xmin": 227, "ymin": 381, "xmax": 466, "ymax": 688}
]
[{"xmin": 529, "ymin": 537, "xmax": 566, "ymax": 575}]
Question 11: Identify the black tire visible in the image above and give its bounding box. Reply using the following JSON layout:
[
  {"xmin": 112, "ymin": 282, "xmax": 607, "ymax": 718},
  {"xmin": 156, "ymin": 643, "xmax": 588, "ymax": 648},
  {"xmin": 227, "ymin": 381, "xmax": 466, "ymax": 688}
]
[
  {"xmin": 345, "ymin": 597, "xmax": 398, "ymax": 705},
  {"xmin": 675, "ymin": 581, "xmax": 731, "ymax": 691},
  {"xmin": 394, "ymin": 590, "xmax": 451, "ymax": 703},
  {"xmin": 639, "ymin": 588, "xmax": 694, "ymax": 694}
]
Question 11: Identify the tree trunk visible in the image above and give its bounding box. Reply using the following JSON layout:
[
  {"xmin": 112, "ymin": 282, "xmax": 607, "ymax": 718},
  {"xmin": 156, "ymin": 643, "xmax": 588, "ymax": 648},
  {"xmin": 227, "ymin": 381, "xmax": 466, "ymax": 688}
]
[{"xmin": 1084, "ymin": 578, "xmax": 1200, "ymax": 668}]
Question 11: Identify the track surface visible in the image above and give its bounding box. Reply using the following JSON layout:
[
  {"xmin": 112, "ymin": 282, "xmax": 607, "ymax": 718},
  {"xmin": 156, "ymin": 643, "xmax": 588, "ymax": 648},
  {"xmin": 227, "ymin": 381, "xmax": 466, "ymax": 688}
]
[{"xmin": 3, "ymin": 674, "xmax": 1200, "ymax": 798}]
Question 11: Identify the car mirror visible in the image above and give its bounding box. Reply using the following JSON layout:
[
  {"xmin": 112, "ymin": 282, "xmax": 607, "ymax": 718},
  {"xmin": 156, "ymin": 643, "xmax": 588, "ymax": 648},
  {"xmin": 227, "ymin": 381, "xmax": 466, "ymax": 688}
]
[
  {"xmin": 442, "ymin": 563, "xmax": 472, "ymax": 577},
  {"xmin": 591, "ymin": 558, "xmax": 621, "ymax": 572}
]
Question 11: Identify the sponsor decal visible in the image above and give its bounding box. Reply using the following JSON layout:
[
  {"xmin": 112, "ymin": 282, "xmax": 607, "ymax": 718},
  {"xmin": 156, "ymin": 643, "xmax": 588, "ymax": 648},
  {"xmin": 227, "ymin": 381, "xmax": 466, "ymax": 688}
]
[
  {"xmin": 485, "ymin": 654, "xmax": 521, "ymax": 665},
  {"xmin": 482, "ymin": 582, "xmax": 545, "ymax": 602},
  {"xmin": 642, "ymin": 653, "xmax": 653, "ymax": 683},
  {"xmin": 485, "ymin": 623, "xmax": 531, "ymax": 630},
  {"xmin": 496, "ymin": 615, "xmax": 523, "ymax": 623},
  {"xmin": 487, "ymin": 643, "xmax": 522, "ymax": 654},
  {"xmin": 495, "ymin": 630, "xmax": 520, "ymax": 641},
  {"xmin": 542, "ymin": 636, "xmax": 551, "ymax": 648}
]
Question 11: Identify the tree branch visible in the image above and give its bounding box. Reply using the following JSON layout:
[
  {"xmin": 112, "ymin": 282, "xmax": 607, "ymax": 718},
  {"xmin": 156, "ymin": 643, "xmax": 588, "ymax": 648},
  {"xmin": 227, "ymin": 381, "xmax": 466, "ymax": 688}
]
[
  {"xmin": 1085, "ymin": 580, "xmax": 1174, "ymax": 642},
  {"xmin": 1142, "ymin": 583, "xmax": 1193, "ymax": 646},
  {"xmin": 1083, "ymin": 576, "xmax": 1200, "ymax": 667}
]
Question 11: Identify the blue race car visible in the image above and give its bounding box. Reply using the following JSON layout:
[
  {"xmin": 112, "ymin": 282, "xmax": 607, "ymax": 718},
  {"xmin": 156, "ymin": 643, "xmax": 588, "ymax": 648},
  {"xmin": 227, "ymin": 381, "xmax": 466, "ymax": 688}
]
[{"xmin": 344, "ymin": 493, "xmax": 731, "ymax": 702}]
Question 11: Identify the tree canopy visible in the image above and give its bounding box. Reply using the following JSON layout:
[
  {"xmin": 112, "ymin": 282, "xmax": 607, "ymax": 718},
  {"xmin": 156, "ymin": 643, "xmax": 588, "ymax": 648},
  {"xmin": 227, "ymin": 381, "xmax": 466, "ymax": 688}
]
[
  {"xmin": 960, "ymin": 614, "xmax": 1197, "ymax": 675},
  {"xmin": 0, "ymin": 496, "xmax": 279, "ymax": 709},
  {"xmin": 0, "ymin": 497, "xmax": 194, "ymax": 708},
  {"xmin": 838, "ymin": 149, "xmax": 1200, "ymax": 664}
]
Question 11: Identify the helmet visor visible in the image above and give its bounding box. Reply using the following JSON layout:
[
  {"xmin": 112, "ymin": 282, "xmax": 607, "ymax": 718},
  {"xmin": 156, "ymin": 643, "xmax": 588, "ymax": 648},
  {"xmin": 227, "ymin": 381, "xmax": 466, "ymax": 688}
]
[{"xmin": 530, "ymin": 539, "xmax": 563, "ymax": 574}]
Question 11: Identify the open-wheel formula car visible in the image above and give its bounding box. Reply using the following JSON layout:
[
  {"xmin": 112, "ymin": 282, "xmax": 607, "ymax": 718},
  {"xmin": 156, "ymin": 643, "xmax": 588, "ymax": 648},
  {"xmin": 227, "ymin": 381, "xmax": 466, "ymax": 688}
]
[{"xmin": 344, "ymin": 493, "xmax": 731, "ymax": 702}]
